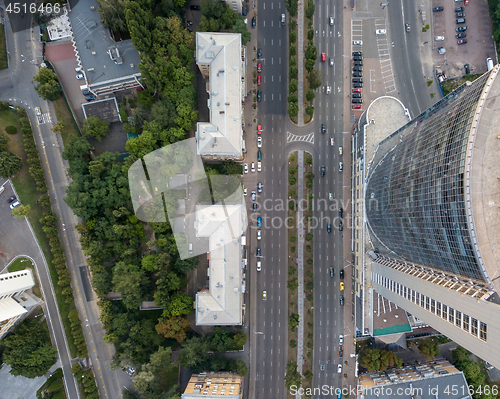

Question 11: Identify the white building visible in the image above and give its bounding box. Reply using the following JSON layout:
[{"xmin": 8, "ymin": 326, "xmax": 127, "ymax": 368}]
[
  {"xmin": 0, "ymin": 270, "xmax": 38, "ymax": 339},
  {"xmin": 195, "ymin": 33, "xmax": 245, "ymax": 161},
  {"xmin": 195, "ymin": 204, "xmax": 247, "ymax": 325}
]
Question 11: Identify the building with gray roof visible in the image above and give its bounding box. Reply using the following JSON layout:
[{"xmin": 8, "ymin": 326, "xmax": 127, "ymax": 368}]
[
  {"xmin": 195, "ymin": 33, "xmax": 244, "ymax": 161},
  {"xmin": 67, "ymin": 0, "xmax": 143, "ymax": 96}
]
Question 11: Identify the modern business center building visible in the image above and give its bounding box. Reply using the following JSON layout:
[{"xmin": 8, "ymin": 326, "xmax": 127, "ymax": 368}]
[{"xmin": 362, "ymin": 65, "xmax": 500, "ymax": 368}]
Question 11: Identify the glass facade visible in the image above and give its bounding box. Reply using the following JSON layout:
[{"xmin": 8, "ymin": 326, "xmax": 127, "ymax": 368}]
[{"xmin": 366, "ymin": 73, "xmax": 491, "ymax": 282}]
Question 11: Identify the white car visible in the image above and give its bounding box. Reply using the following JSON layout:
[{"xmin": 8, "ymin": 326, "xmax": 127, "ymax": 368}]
[
  {"xmin": 257, "ymin": 261, "xmax": 262, "ymax": 271},
  {"xmin": 251, "ymin": 191, "xmax": 256, "ymax": 201},
  {"xmin": 376, "ymin": 29, "xmax": 387, "ymax": 35},
  {"xmin": 76, "ymin": 74, "xmax": 84, "ymax": 80},
  {"xmin": 257, "ymin": 137, "xmax": 262, "ymax": 148},
  {"xmin": 329, "ymin": 192, "xmax": 333, "ymax": 201},
  {"xmin": 329, "ymin": 58, "xmax": 334, "ymax": 66},
  {"xmin": 330, "ymin": 137, "xmax": 334, "ymax": 146},
  {"xmin": 9, "ymin": 200, "xmax": 21, "ymax": 210},
  {"xmin": 337, "ymin": 364, "xmax": 342, "ymax": 373},
  {"xmin": 244, "ymin": 163, "xmax": 249, "ymax": 174},
  {"xmin": 339, "ymin": 146, "xmax": 343, "ymax": 155},
  {"xmin": 257, "ymin": 230, "xmax": 262, "ymax": 240},
  {"xmin": 353, "ymin": 40, "xmax": 362, "ymax": 45},
  {"xmin": 435, "ymin": 36, "xmax": 445, "ymax": 41},
  {"xmin": 257, "ymin": 161, "xmax": 262, "ymax": 172},
  {"xmin": 326, "ymin": 85, "xmax": 331, "ymax": 94},
  {"xmin": 339, "ymin": 335, "xmax": 344, "ymax": 345},
  {"xmin": 329, "ymin": 16, "xmax": 334, "ymax": 26},
  {"xmin": 243, "ymin": 187, "xmax": 247, "ymax": 196},
  {"xmin": 251, "ymin": 162, "xmax": 256, "ymax": 172},
  {"xmin": 262, "ymin": 290, "xmax": 267, "ymax": 300},
  {"xmin": 35, "ymin": 107, "xmax": 41, "ymax": 116},
  {"xmin": 75, "ymin": 67, "xmax": 82, "ymax": 72}
]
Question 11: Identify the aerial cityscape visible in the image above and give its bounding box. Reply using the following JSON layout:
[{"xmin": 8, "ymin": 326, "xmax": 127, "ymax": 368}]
[{"xmin": 0, "ymin": 0, "xmax": 498, "ymax": 398}]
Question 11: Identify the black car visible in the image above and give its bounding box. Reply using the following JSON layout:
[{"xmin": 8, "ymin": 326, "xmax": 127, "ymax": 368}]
[
  {"xmin": 339, "ymin": 269, "xmax": 344, "ymax": 279},
  {"xmin": 321, "ymin": 123, "xmax": 326, "ymax": 133},
  {"xmin": 339, "ymin": 221, "xmax": 343, "ymax": 231},
  {"xmin": 353, "ymin": 61, "xmax": 363, "ymax": 66},
  {"xmin": 352, "ymin": 72, "xmax": 362, "ymax": 77},
  {"xmin": 257, "ymin": 91, "xmax": 262, "ymax": 101},
  {"xmin": 456, "ymin": 26, "xmax": 467, "ymax": 32},
  {"xmin": 456, "ymin": 33, "xmax": 466, "ymax": 39},
  {"xmin": 352, "ymin": 51, "xmax": 362, "ymax": 56},
  {"xmin": 7, "ymin": 195, "xmax": 16, "ymax": 203},
  {"xmin": 353, "ymin": 83, "xmax": 363, "ymax": 88},
  {"xmin": 320, "ymin": 165, "xmax": 325, "ymax": 176},
  {"xmin": 256, "ymin": 248, "xmax": 261, "ymax": 257},
  {"xmin": 353, "ymin": 66, "xmax": 362, "ymax": 72},
  {"xmin": 252, "ymin": 16, "xmax": 256, "ymax": 28},
  {"xmin": 456, "ymin": 12, "xmax": 465, "ymax": 17},
  {"xmin": 464, "ymin": 63, "xmax": 470, "ymax": 74},
  {"xmin": 330, "ymin": 267, "xmax": 334, "ymax": 277},
  {"xmin": 190, "ymin": 4, "xmax": 200, "ymax": 10},
  {"xmin": 257, "ymin": 48, "xmax": 262, "ymax": 58},
  {"xmin": 253, "ymin": 203, "xmax": 257, "ymax": 212},
  {"xmin": 432, "ymin": 6, "xmax": 444, "ymax": 11},
  {"xmin": 327, "ymin": 223, "xmax": 331, "ymax": 233},
  {"xmin": 340, "ymin": 296, "xmax": 344, "ymax": 306},
  {"xmin": 352, "ymin": 93, "xmax": 361, "ymax": 98},
  {"xmin": 338, "ymin": 207, "xmax": 343, "ymax": 218},
  {"xmin": 455, "ymin": 6, "xmax": 464, "ymax": 11},
  {"xmin": 352, "ymin": 99, "xmax": 362, "ymax": 104},
  {"xmin": 353, "ymin": 55, "xmax": 363, "ymax": 60},
  {"xmin": 352, "ymin": 78, "xmax": 363, "ymax": 83}
]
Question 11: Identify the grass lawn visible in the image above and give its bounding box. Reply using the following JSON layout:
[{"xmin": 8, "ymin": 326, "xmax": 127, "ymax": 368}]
[
  {"xmin": 52, "ymin": 97, "xmax": 80, "ymax": 147},
  {"xmin": 0, "ymin": 25, "xmax": 8, "ymax": 70},
  {"xmin": 2, "ymin": 108, "xmax": 78, "ymax": 357},
  {"xmin": 158, "ymin": 365, "xmax": 179, "ymax": 392}
]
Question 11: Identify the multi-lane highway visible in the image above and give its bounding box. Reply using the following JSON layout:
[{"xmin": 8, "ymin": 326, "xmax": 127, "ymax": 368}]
[
  {"xmin": 311, "ymin": 1, "xmax": 346, "ymax": 397},
  {"xmin": 248, "ymin": 2, "xmax": 289, "ymax": 398}
]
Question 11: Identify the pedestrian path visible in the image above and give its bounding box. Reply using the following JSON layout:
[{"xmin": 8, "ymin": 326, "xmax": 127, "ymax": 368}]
[
  {"xmin": 297, "ymin": 0, "xmax": 305, "ymax": 126},
  {"xmin": 295, "ymin": 150, "xmax": 305, "ymax": 388},
  {"xmin": 287, "ymin": 132, "xmax": 314, "ymax": 144}
]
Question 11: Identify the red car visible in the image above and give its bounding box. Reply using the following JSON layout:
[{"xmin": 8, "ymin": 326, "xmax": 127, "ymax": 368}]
[
  {"xmin": 464, "ymin": 0, "xmax": 469, "ymax": 4},
  {"xmin": 352, "ymin": 104, "xmax": 361, "ymax": 109},
  {"xmin": 352, "ymin": 88, "xmax": 362, "ymax": 93},
  {"xmin": 458, "ymin": 39, "xmax": 467, "ymax": 45},
  {"xmin": 257, "ymin": 124, "xmax": 262, "ymax": 134},
  {"xmin": 257, "ymin": 75, "xmax": 261, "ymax": 85},
  {"xmin": 321, "ymin": 52, "xmax": 326, "ymax": 62},
  {"xmin": 257, "ymin": 63, "xmax": 262, "ymax": 73}
]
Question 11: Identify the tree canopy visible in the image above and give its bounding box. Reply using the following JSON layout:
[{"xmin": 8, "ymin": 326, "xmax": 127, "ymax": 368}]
[{"xmin": 33, "ymin": 67, "xmax": 62, "ymax": 101}]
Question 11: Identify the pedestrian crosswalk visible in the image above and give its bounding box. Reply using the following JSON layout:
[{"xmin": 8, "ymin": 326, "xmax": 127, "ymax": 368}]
[
  {"xmin": 37, "ymin": 113, "xmax": 52, "ymax": 125},
  {"xmin": 287, "ymin": 132, "xmax": 314, "ymax": 144}
]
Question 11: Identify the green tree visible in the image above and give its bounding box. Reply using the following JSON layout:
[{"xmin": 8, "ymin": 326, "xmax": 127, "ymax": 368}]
[
  {"xmin": 289, "ymin": 31, "xmax": 297, "ymax": 43},
  {"xmin": 288, "ymin": 102, "xmax": 298, "ymax": 117},
  {"xmin": 418, "ymin": 339, "xmax": 439, "ymax": 360},
  {"xmin": 306, "ymin": 89, "xmax": 316, "ymax": 102},
  {"xmin": 179, "ymin": 336, "xmax": 211, "ymax": 368},
  {"xmin": 0, "ymin": 134, "xmax": 10, "ymax": 152},
  {"xmin": 284, "ymin": 362, "xmax": 301, "ymax": 390},
  {"xmin": 12, "ymin": 204, "xmax": 31, "ymax": 218},
  {"xmin": 305, "ymin": 58, "xmax": 316, "ymax": 73},
  {"xmin": 2, "ymin": 319, "xmax": 57, "ymax": 378},
  {"xmin": 0, "ymin": 151, "xmax": 23, "ymax": 177},
  {"xmin": 82, "ymin": 116, "xmax": 110, "ymax": 141},
  {"xmin": 307, "ymin": 68, "xmax": 322, "ymax": 90},
  {"xmin": 233, "ymin": 17, "xmax": 252, "ymax": 44},
  {"xmin": 211, "ymin": 327, "xmax": 234, "ymax": 352},
  {"xmin": 306, "ymin": 106, "xmax": 314, "ymax": 116},
  {"xmin": 112, "ymin": 261, "xmax": 149, "ymax": 309},
  {"xmin": 33, "ymin": 67, "xmax": 62, "ymax": 101},
  {"xmin": 233, "ymin": 359, "xmax": 248, "ymax": 376},
  {"xmin": 307, "ymin": 29, "xmax": 314, "ymax": 40},
  {"xmin": 289, "ymin": 65, "xmax": 298, "ymax": 80},
  {"xmin": 305, "ymin": 43, "xmax": 317, "ymax": 60},
  {"xmin": 284, "ymin": 0, "xmax": 298, "ymax": 16},
  {"xmin": 164, "ymin": 292, "xmax": 194, "ymax": 317},
  {"xmin": 233, "ymin": 332, "xmax": 247, "ymax": 349},
  {"xmin": 289, "ymin": 79, "xmax": 298, "ymax": 93},
  {"xmin": 289, "ymin": 313, "xmax": 299, "ymax": 330}
]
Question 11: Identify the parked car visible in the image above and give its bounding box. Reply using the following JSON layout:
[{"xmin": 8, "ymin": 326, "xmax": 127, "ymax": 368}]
[
  {"xmin": 353, "ymin": 61, "xmax": 363, "ymax": 66},
  {"xmin": 352, "ymin": 104, "xmax": 361, "ymax": 109},
  {"xmin": 464, "ymin": 63, "xmax": 470, "ymax": 74},
  {"xmin": 257, "ymin": 48, "xmax": 262, "ymax": 58},
  {"xmin": 338, "ymin": 346, "xmax": 343, "ymax": 358},
  {"xmin": 339, "ymin": 146, "xmax": 343, "ymax": 155},
  {"xmin": 257, "ymin": 137, "xmax": 262, "ymax": 148},
  {"xmin": 7, "ymin": 195, "xmax": 16, "ymax": 203},
  {"xmin": 353, "ymin": 40, "xmax": 362, "ymax": 45},
  {"xmin": 352, "ymin": 99, "xmax": 363, "ymax": 103},
  {"xmin": 76, "ymin": 74, "xmax": 84, "ymax": 80},
  {"xmin": 339, "ymin": 220, "xmax": 343, "ymax": 231},
  {"xmin": 339, "ymin": 162, "xmax": 343, "ymax": 172},
  {"xmin": 86, "ymin": 96, "xmax": 95, "ymax": 102},
  {"xmin": 435, "ymin": 36, "xmax": 445, "ymax": 41},
  {"xmin": 456, "ymin": 33, "xmax": 466, "ymax": 38},
  {"xmin": 244, "ymin": 163, "xmax": 248, "ymax": 173},
  {"xmin": 256, "ymin": 247, "xmax": 261, "ymax": 256},
  {"xmin": 340, "ymin": 269, "xmax": 344, "ymax": 279},
  {"xmin": 336, "ymin": 388, "xmax": 342, "ymax": 399},
  {"xmin": 353, "ymin": 83, "xmax": 363, "ymax": 88},
  {"xmin": 456, "ymin": 18, "xmax": 466, "ymax": 24},
  {"xmin": 257, "ymin": 124, "xmax": 262, "ymax": 134},
  {"xmin": 353, "ymin": 66, "xmax": 362, "ymax": 72},
  {"xmin": 456, "ymin": 26, "xmax": 467, "ymax": 32},
  {"xmin": 253, "ymin": 203, "xmax": 257, "ymax": 212},
  {"xmin": 257, "ymin": 75, "xmax": 261, "ymax": 85},
  {"xmin": 352, "ymin": 88, "xmax": 362, "ymax": 93},
  {"xmin": 82, "ymin": 90, "xmax": 91, "ymax": 95},
  {"xmin": 257, "ymin": 182, "xmax": 262, "ymax": 193},
  {"xmin": 251, "ymin": 191, "xmax": 256, "ymax": 201},
  {"xmin": 10, "ymin": 200, "xmax": 21, "ymax": 210},
  {"xmin": 252, "ymin": 17, "xmax": 256, "ymax": 27},
  {"xmin": 257, "ymin": 150, "xmax": 262, "ymax": 161},
  {"xmin": 375, "ymin": 29, "xmax": 386, "ymax": 35},
  {"xmin": 243, "ymin": 187, "xmax": 247, "ymax": 196},
  {"xmin": 352, "ymin": 72, "xmax": 362, "ymax": 77},
  {"xmin": 257, "ymin": 216, "xmax": 262, "ymax": 226},
  {"xmin": 352, "ymin": 93, "xmax": 361, "ymax": 98},
  {"xmin": 340, "ymin": 296, "xmax": 344, "ymax": 306},
  {"xmin": 458, "ymin": 39, "xmax": 467, "ymax": 45},
  {"xmin": 352, "ymin": 78, "xmax": 363, "ymax": 83},
  {"xmin": 456, "ymin": 12, "xmax": 465, "ymax": 17},
  {"xmin": 432, "ymin": 6, "xmax": 444, "ymax": 11},
  {"xmin": 340, "ymin": 282, "xmax": 345, "ymax": 291},
  {"xmin": 257, "ymin": 230, "xmax": 262, "ymax": 240},
  {"xmin": 251, "ymin": 162, "xmax": 255, "ymax": 172},
  {"xmin": 257, "ymin": 261, "xmax": 262, "ymax": 271},
  {"xmin": 257, "ymin": 91, "xmax": 262, "ymax": 101},
  {"xmin": 352, "ymin": 51, "xmax": 362, "ymax": 56},
  {"xmin": 455, "ymin": 6, "xmax": 464, "ymax": 11},
  {"xmin": 257, "ymin": 63, "xmax": 262, "ymax": 72},
  {"xmin": 339, "ymin": 207, "xmax": 343, "ymax": 218}
]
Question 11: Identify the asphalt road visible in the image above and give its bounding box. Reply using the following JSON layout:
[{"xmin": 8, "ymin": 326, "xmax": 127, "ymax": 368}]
[
  {"xmin": 311, "ymin": 1, "xmax": 346, "ymax": 397},
  {"xmin": 0, "ymin": 12, "xmax": 130, "ymax": 399},
  {"xmin": 247, "ymin": 3, "xmax": 289, "ymax": 399},
  {"xmin": 387, "ymin": 0, "xmax": 433, "ymax": 118}
]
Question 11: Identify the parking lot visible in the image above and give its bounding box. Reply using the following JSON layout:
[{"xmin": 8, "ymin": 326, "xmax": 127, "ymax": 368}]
[{"xmin": 432, "ymin": 0, "xmax": 497, "ymax": 77}]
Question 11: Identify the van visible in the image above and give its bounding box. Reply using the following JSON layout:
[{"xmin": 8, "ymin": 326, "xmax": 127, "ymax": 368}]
[
  {"xmin": 188, "ymin": 243, "xmax": 193, "ymax": 254},
  {"xmin": 487, "ymin": 58, "xmax": 494, "ymax": 71}
]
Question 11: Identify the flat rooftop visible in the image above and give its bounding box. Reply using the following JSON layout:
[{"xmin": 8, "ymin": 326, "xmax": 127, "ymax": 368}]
[
  {"xmin": 68, "ymin": 0, "xmax": 141, "ymax": 87},
  {"xmin": 372, "ymin": 290, "xmax": 411, "ymax": 337},
  {"xmin": 469, "ymin": 65, "xmax": 500, "ymax": 296},
  {"xmin": 82, "ymin": 97, "xmax": 121, "ymax": 122}
]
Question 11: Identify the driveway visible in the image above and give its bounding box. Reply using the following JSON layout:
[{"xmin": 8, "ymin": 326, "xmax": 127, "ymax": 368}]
[{"xmin": 431, "ymin": 0, "xmax": 496, "ymax": 77}]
